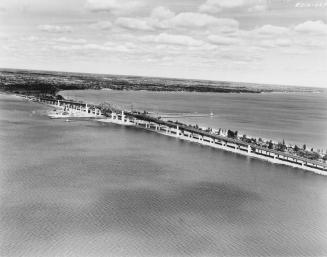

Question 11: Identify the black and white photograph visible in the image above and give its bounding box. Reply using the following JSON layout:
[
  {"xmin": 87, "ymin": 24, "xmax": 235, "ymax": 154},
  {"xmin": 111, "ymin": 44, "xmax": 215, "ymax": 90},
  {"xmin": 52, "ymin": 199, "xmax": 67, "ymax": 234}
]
[{"xmin": 1, "ymin": 0, "xmax": 327, "ymax": 256}]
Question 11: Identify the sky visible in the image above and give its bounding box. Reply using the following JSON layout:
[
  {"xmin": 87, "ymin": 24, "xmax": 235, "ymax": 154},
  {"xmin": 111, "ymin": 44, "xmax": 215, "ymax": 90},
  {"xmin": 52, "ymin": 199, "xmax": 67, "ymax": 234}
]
[{"xmin": 0, "ymin": 0, "xmax": 327, "ymax": 87}]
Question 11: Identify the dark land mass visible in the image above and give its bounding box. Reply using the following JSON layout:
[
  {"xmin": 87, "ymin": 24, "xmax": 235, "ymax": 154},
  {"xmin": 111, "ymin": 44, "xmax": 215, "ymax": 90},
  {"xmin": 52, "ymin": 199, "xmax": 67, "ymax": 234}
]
[{"xmin": 0, "ymin": 68, "xmax": 323, "ymax": 96}]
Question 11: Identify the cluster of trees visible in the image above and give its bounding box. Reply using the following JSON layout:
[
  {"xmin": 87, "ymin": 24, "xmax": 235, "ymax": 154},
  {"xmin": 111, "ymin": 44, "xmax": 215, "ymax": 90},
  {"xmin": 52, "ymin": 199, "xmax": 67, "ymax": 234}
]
[
  {"xmin": 276, "ymin": 140, "xmax": 287, "ymax": 152},
  {"xmin": 242, "ymin": 136, "xmax": 254, "ymax": 144},
  {"xmin": 98, "ymin": 102, "xmax": 113, "ymax": 116},
  {"xmin": 293, "ymin": 144, "xmax": 307, "ymax": 152},
  {"xmin": 268, "ymin": 140, "xmax": 274, "ymax": 149},
  {"xmin": 9, "ymin": 82, "xmax": 59, "ymax": 95},
  {"xmin": 238, "ymin": 136, "xmax": 324, "ymax": 162},
  {"xmin": 292, "ymin": 144, "xmax": 323, "ymax": 160},
  {"xmin": 240, "ymin": 134, "xmax": 264, "ymax": 145},
  {"xmin": 227, "ymin": 130, "xmax": 238, "ymax": 139},
  {"xmin": 297, "ymin": 150, "xmax": 320, "ymax": 160}
]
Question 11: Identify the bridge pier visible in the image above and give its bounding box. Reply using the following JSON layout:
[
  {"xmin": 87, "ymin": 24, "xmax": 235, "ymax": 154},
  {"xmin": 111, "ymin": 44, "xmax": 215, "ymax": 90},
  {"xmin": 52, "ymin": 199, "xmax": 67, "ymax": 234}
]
[
  {"xmin": 176, "ymin": 126, "xmax": 180, "ymax": 137},
  {"xmin": 121, "ymin": 111, "xmax": 125, "ymax": 122}
]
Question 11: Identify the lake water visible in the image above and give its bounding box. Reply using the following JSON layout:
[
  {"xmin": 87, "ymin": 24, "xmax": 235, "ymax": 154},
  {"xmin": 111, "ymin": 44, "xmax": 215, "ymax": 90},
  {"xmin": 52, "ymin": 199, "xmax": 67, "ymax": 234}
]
[{"xmin": 1, "ymin": 93, "xmax": 327, "ymax": 257}]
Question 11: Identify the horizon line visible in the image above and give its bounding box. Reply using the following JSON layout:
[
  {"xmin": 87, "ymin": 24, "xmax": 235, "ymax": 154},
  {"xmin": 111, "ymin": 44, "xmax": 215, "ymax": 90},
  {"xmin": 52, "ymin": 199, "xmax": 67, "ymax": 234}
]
[{"xmin": 0, "ymin": 66, "xmax": 324, "ymax": 90}]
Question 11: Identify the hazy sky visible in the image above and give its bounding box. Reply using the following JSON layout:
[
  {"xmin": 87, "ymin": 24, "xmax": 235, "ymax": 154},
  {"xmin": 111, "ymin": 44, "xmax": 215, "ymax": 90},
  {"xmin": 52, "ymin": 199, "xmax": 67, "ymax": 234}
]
[{"xmin": 0, "ymin": 0, "xmax": 327, "ymax": 87}]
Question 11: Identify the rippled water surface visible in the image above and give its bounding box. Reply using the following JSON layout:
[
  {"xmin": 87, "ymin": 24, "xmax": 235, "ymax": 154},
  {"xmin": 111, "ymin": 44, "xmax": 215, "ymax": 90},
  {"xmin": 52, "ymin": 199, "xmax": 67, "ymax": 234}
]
[{"xmin": 1, "ymin": 93, "xmax": 327, "ymax": 257}]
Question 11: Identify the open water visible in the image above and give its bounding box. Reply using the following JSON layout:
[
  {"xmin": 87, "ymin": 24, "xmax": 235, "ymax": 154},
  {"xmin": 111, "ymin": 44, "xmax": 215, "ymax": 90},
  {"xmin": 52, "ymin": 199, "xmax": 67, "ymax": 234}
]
[{"xmin": 1, "ymin": 93, "xmax": 327, "ymax": 257}]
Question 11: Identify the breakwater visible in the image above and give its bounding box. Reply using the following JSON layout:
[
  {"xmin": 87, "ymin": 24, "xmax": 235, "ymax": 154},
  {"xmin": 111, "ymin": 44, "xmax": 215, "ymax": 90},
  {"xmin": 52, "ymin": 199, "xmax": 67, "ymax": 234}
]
[{"xmin": 38, "ymin": 96, "xmax": 327, "ymax": 175}]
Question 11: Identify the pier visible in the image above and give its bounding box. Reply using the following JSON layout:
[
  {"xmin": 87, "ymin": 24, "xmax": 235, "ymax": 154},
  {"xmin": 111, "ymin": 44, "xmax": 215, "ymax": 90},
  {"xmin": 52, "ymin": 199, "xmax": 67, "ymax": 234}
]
[{"xmin": 38, "ymin": 97, "xmax": 327, "ymax": 175}]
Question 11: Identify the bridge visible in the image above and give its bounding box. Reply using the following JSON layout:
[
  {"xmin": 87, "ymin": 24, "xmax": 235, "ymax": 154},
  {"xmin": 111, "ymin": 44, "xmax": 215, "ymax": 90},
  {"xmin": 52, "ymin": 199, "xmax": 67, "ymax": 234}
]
[{"xmin": 38, "ymin": 97, "xmax": 327, "ymax": 174}]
